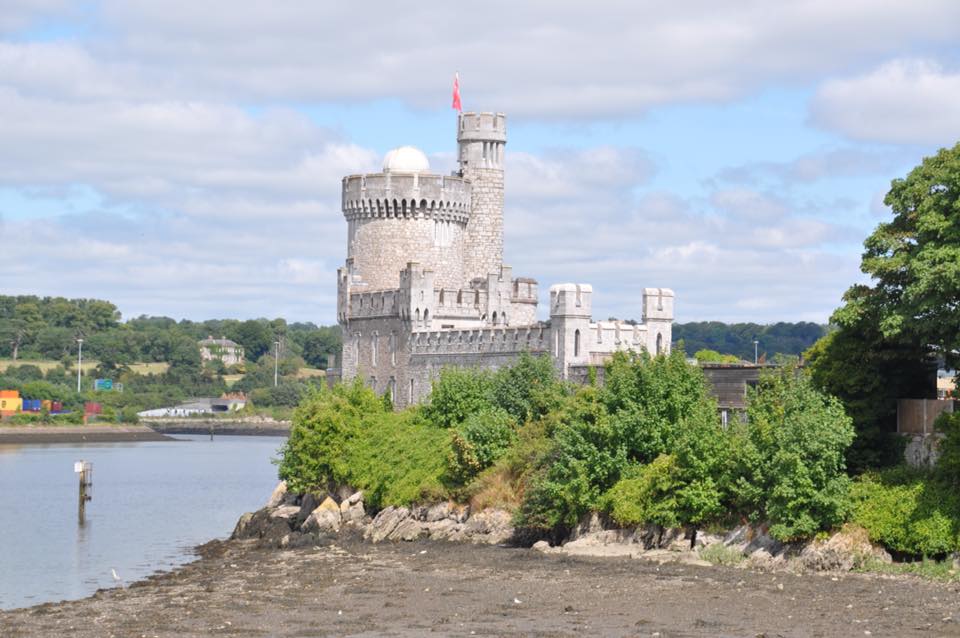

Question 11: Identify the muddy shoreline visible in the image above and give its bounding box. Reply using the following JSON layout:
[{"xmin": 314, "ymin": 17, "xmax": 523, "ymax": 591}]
[
  {"xmin": 0, "ymin": 425, "xmax": 173, "ymax": 444},
  {"xmin": 2, "ymin": 535, "xmax": 958, "ymax": 637}
]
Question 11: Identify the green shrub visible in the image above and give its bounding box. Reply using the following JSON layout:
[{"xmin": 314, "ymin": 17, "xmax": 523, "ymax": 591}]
[
  {"xmin": 515, "ymin": 387, "xmax": 625, "ymax": 532},
  {"xmin": 448, "ymin": 407, "xmax": 517, "ymax": 483},
  {"xmin": 489, "ymin": 353, "xmax": 566, "ymax": 424},
  {"xmin": 276, "ymin": 380, "xmax": 381, "ymax": 493},
  {"xmin": 422, "ymin": 367, "xmax": 494, "ymax": 428},
  {"xmin": 850, "ymin": 467, "xmax": 960, "ymax": 557},
  {"xmin": 600, "ymin": 456, "xmax": 681, "ymax": 528},
  {"xmin": 347, "ymin": 410, "xmax": 450, "ymax": 509},
  {"xmin": 699, "ymin": 542, "xmax": 745, "ymax": 566},
  {"xmin": 735, "ymin": 368, "xmax": 854, "ymax": 541}
]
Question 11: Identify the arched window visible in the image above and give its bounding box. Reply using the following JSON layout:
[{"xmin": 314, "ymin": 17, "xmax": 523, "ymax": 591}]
[
  {"xmin": 574, "ymin": 329, "xmax": 581, "ymax": 357},
  {"xmin": 409, "ymin": 378, "xmax": 414, "ymax": 403},
  {"xmin": 492, "ymin": 311, "xmax": 498, "ymax": 325},
  {"xmin": 439, "ymin": 290, "xmax": 445, "ymax": 305},
  {"xmin": 371, "ymin": 333, "xmax": 378, "ymax": 367},
  {"xmin": 656, "ymin": 333, "xmax": 663, "ymax": 355},
  {"xmin": 423, "ymin": 309, "xmax": 430, "ymax": 327},
  {"xmin": 415, "ymin": 308, "xmax": 421, "ymax": 324},
  {"xmin": 390, "ymin": 332, "xmax": 397, "ymax": 366}
]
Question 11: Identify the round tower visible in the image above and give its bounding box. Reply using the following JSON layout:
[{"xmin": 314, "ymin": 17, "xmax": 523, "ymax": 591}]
[
  {"xmin": 341, "ymin": 147, "xmax": 471, "ymax": 290},
  {"xmin": 458, "ymin": 112, "xmax": 505, "ymax": 283}
]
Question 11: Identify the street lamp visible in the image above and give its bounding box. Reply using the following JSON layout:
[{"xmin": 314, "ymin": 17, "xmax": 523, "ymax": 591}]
[
  {"xmin": 76, "ymin": 338, "xmax": 84, "ymax": 393},
  {"xmin": 274, "ymin": 341, "xmax": 280, "ymax": 387},
  {"xmin": 753, "ymin": 340, "xmax": 759, "ymax": 365}
]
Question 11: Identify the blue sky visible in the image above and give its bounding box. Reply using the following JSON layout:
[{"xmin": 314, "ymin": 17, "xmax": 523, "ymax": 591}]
[{"xmin": 1, "ymin": 1, "xmax": 959, "ymax": 325}]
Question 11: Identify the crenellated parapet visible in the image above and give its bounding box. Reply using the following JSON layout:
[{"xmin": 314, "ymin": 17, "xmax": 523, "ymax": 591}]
[
  {"xmin": 348, "ymin": 289, "xmax": 400, "ymax": 319},
  {"xmin": 410, "ymin": 324, "xmax": 550, "ymax": 356},
  {"xmin": 342, "ymin": 173, "xmax": 471, "ymax": 222}
]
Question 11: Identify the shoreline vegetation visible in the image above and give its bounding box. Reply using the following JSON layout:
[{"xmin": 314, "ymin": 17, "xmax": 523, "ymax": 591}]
[
  {"xmin": 273, "ymin": 350, "xmax": 960, "ymax": 572},
  {"xmin": 0, "ymin": 419, "xmax": 291, "ymax": 444}
]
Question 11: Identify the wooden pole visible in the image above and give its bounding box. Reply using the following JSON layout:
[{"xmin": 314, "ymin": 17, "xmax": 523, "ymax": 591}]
[{"xmin": 76, "ymin": 461, "xmax": 92, "ymax": 525}]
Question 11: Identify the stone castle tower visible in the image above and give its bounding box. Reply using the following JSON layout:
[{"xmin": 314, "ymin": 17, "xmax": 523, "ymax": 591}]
[{"xmin": 334, "ymin": 111, "xmax": 674, "ymax": 407}]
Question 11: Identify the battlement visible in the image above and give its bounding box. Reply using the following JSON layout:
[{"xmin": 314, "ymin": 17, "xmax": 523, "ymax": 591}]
[
  {"xmin": 349, "ymin": 290, "xmax": 400, "ymax": 319},
  {"xmin": 342, "ymin": 173, "xmax": 471, "ymax": 222},
  {"xmin": 410, "ymin": 324, "xmax": 550, "ymax": 356},
  {"xmin": 457, "ymin": 112, "xmax": 507, "ymax": 143}
]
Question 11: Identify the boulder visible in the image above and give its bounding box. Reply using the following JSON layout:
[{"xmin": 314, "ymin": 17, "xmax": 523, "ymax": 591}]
[
  {"xmin": 390, "ymin": 518, "xmax": 426, "ymax": 541},
  {"xmin": 296, "ymin": 493, "xmax": 321, "ymax": 528},
  {"xmin": 799, "ymin": 527, "xmax": 891, "ymax": 572},
  {"xmin": 346, "ymin": 490, "xmax": 364, "ymax": 506},
  {"xmin": 266, "ymin": 481, "xmax": 288, "ymax": 508},
  {"xmin": 366, "ymin": 506, "xmax": 412, "ymax": 542},
  {"xmin": 424, "ymin": 502, "xmax": 453, "ymax": 522},
  {"xmin": 340, "ymin": 500, "xmax": 366, "ymax": 525},
  {"xmin": 231, "ymin": 508, "xmax": 294, "ymax": 542},
  {"xmin": 423, "ymin": 519, "xmax": 462, "ymax": 541},
  {"xmin": 302, "ymin": 508, "xmax": 341, "ymax": 534},
  {"xmin": 532, "ymin": 540, "xmax": 551, "ymax": 552},
  {"xmin": 270, "ymin": 504, "xmax": 302, "ymax": 522},
  {"xmin": 744, "ymin": 531, "xmax": 783, "ymax": 557},
  {"xmin": 463, "ymin": 509, "xmax": 514, "ymax": 544}
]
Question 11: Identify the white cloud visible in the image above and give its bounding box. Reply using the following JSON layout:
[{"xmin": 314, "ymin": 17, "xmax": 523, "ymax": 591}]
[
  {"xmin": 3, "ymin": 2, "xmax": 959, "ymax": 116},
  {"xmin": 811, "ymin": 59, "xmax": 960, "ymax": 145}
]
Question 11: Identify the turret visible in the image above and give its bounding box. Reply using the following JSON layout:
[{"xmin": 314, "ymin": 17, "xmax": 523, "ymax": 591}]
[
  {"xmin": 399, "ymin": 262, "xmax": 436, "ymax": 331},
  {"xmin": 642, "ymin": 288, "xmax": 674, "ymax": 355},
  {"xmin": 458, "ymin": 112, "xmax": 505, "ymax": 282},
  {"xmin": 549, "ymin": 283, "xmax": 593, "ymax": 376}
]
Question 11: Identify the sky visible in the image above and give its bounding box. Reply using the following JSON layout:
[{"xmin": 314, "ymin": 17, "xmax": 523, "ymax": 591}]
[{"xmin": 1, "ymin": 1, "xmax": 959, "ymax": 325}]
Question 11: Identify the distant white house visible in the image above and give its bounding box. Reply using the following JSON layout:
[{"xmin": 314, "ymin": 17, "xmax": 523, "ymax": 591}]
[
  {"xmin": 137, "ymin": 396, "xmax": 246, "ymax": 418},
  {"xmin": 198, "ymin": 336, "xmax": 245, "ymax": 366}
]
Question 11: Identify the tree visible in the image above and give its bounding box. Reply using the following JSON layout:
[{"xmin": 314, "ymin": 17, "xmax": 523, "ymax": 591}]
[
  {"xmin": 851, "ymin": 142, "xmax": 960, "ymax": 364},
  {"xmin": 8, "ymin": 302, "xmax": 44, "ymax": 360},
  {"xmin": 806, "ymin": 145, "xmax": 960, "ymax": 470}
]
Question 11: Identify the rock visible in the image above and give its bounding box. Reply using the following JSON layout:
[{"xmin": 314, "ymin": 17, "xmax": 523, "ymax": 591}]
[
  {"xmin": 532, "ymin": 540, "xmax": 551, "ymax": 552},
  {"xmin": 302, "ymin": 505, "xmax": 341, "ymax": 534},
  {"xmin": 423, "ymin": 519, "xmax": 461, "ymax": 541},
  {"xmin": 266, "ymin": 481, "xmax": 288, "ymax": 508},
  {"xmin": 346, "ymin": 490, "xmax": 364, "ymax": 506},
  {"xmin": 463, "ymin": 509, "xmax": 514, "ymax": 544},
  {"xmin": 800, "ymin": 527, "xmax": 891, "ymax": 572},
  {"xmin": 366, "ymin": 506, "xmax": 411, "ymax": 543},
  {"xmin": 744, "ymin": 532, "xmax": 783, "ymax": 557},
  {"xmin": 315, "ymin": 496, "xmax": 340, "ymax": 513},
  {"xmin": 389, "ymin": 518, "xmax": 426, "ymax": 541},
  {"xmin": 231, "ymin": 508, "xmax": 293, "ymax": 542},
  {"xmin": 568, "ymin": 512, "xmax": 606, "ymax": 541},
  {"xmin": 269, "ymin": 504, "xmax": 302, "ymax": 522},
  {"xmin": 425, "ymin": 502, "xmax": 453, "ymax": 522},
  {"xmin": 296, "ymin": 493, "xmax": 321, "ymax": 527},
  {"xmin": 694, "ymin": 532, "xmax": 725, "ymax": 549},
  {"xmin": 340, "ymin": 499, "xmax": 366, "ymax": 525},
  {"xmin": 723, "ymin": 524, "xmax": 751, "ymax": 547}
]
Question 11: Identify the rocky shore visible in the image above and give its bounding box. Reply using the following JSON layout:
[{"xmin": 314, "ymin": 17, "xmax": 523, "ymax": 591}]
[{"xmin": 235, "ymin": 481, "xmax": 901, "ymax": 576}]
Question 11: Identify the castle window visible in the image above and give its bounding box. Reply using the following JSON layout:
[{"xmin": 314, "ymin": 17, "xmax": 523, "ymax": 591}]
[
  {"xmin": 554, "ymin": 330, "xmax": 559, "ymax": 357},
  {"xmin": 387, "ymin": 378, "xmax": 396, "ymax": 407},
  {"xmin": 656, "ymin": 333, "xmax": 663, "ymax": 355},
  {"xmin": 371, "ymin": 333, "xmax": 378, "ymax": 367},
  {"xmin": 492, "ymin": 311, "xmax": 498, "ymax": 325},
  {"xmin": 439, "ymin": 290, "xmax": 445, "ymax": 305},
  {"xmin": 409, "ymin": 378, "xmax": 414, "ymax": 403},
  {"xmin": 457, "ymin": 290, "xmax": 463, "ymax": 305},
  {"xmin": 574, "ymin": 329, "xmax": 581, "ymax": 357},
  {"xmin": 423, "ymin": 309, "xmax": 430, "ymax": 328},
  {"xmin": 597, "ymin": 324, "xmax": 603, "ymax": 344},
  {"xmin": 390, "ymin": 332, "xmax": 396, "ymax": 366}
]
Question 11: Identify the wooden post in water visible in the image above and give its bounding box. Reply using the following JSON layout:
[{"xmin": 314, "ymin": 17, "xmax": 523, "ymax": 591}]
[{"xmin": 75, "ymin": 460, "xmax": 92, "ymax": 525}]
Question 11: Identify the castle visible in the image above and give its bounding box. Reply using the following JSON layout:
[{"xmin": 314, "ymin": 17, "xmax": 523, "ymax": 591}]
[{"xmin": 335, "ymin": 112, "xmax": 674, "ymax": 407}]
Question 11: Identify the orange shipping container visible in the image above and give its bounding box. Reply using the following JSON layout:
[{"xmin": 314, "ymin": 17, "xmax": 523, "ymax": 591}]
[{"xmin": 0, "ymin": 390, "xmax": 19, "ymax": 398}]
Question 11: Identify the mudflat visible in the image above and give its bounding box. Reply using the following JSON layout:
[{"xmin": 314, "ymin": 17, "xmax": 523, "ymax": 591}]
[
  {"xmin": 0, "ymin": 425, "xmax": 173, "ymax": 444},
  {"xmin": 2, "ymin": 537, "xmax": 958, "ymax": 637}
]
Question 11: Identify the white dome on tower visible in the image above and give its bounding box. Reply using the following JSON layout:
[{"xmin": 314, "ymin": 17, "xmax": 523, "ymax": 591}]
[{"xmin": 383, "ymin": 146, "xmax": 430, "ymax": 173}]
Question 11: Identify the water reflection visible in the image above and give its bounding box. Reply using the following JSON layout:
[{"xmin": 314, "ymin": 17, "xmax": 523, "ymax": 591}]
[{"xmin": 0, "ymin": 435, "xmax": 281, "ymax": 610}]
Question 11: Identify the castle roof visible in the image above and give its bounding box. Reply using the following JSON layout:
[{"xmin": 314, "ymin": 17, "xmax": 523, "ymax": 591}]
[{"xmin": 383, "ymin": 146, "xmax": 430, "ymax": 173}]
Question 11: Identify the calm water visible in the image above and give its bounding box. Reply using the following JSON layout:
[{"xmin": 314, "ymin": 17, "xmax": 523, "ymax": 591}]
[{"xmin": 0, "ymin": 435, "xmax": 283, "ymax": 610}]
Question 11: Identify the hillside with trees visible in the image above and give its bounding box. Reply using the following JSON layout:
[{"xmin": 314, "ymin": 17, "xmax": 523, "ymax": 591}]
[
  {"xmin": 672, "ymin": 321, "xmax": 826, "ymax": 361},
  {"xmin": 0, "ymin": 294, "xmax": 341, "ymax": 418}
]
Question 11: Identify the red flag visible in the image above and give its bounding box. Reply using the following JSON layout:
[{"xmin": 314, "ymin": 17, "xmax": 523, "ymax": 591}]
[{"xmin": 452, "ymin": 72, "xmax": 462, "ymax": 112}]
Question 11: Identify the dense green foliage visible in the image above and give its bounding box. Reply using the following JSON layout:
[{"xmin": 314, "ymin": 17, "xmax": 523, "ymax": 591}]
[
  {"xmin": 448, "ymin": 407, "xmax": 517, "ymax": 483},
  {"xmin": 734, "ymin": 369, "xmax": 855, "ymax": 540},
  {"xmin": 806, "ymin": 145, "xmax": 960, "ymax": 472},
  {"xmin": 672, "ymin": 321, "xmax": 826, "ymax": 361},
  {"xmin": 850, "ymin": 467, "xmax": 960, "ymax": 557}
]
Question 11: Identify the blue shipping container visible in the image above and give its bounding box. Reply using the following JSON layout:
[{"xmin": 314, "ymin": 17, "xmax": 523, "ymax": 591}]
[{"xmin": 23, "ymin": 399, "xmax": 41, "ymax": 411}]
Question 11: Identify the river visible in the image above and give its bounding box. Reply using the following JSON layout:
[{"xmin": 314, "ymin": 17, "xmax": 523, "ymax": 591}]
[{"xmin": 0, "ymin": 434, "xmax": 282, "ymax": 610}]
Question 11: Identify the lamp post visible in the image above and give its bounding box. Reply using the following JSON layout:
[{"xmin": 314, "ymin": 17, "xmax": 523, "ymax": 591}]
[
  {"xmin": 753, "ymin": 340, "xmax": 759, "ymax": 365},
  {"xmin": 76, "ymin": 338, "xmax": 84, "ymax": 393},
  {"xmin": 274, "ymin": 341, "xmax": 280, "ymax": 387}
]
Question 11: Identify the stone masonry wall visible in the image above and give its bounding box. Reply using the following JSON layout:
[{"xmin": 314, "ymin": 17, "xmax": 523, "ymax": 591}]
[
  {"xmin": 462, "ymin": 167, "xmax": 504, "ymax": 282},
  {"xmin": 350, "ymin": 217, "xmax": 466, "ymax": 290}
]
